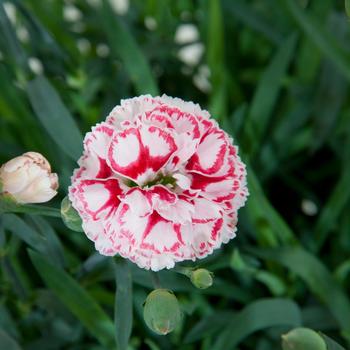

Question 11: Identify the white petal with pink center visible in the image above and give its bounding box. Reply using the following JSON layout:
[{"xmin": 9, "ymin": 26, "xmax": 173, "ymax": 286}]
[{"xmin": 69, "ymin": 95, "xmax": 248, "ymax": 271}]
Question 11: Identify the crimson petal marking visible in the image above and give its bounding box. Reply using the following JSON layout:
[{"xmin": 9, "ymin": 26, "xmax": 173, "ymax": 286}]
[
  {"xmin": 191, "ymin": 197, "xmax": 222, "ymax": 223},
  {"xmin": 108, "ymin": 126, "xmax": 177, "ymax": 183},
  {"xmin": 141, "ymin": 212, "xmax": 182, "ymax": 253},
  {"xmin": 71, "ymin": 152, "xmax": 113, "ymax": 183},
  {"xmin": 186, "ymin": 128, "xmax": 228, "ymax": 176},
  {"xmin": 189, "ymin": 172, "xmax": 235, "ymax": 202},
  {"xmin": 104, "ymin": 203, "xmax": 148, "ymax": 248},
  {"xmin": 121, "ymin": 188, "xmax": 153, "ymax": 217},
  {"xmin": 106, "ymin": 95, "xmax": 162, "ymax": 127},
  {"xmin": 148, "ymin": 185, "xmax": 194, "ymax": 224},
  {"xmin": 82, "ymin": 220, "xmax": 118, "ymax": 256},
  {"xmin": 143, "ymin": 109, "xmax": 175, "ymax": 129},
  {"xmin": 146, "ymin": 105, "xmax": 201, "ymax": 139},
  {"xmin": 191, "ymin": 218, "xmax": 224, "ymax": 256},
  {"xmin": 74, "ymin": 178, "xmax": 122, "ymax": 221},
  {"xmin": 84, "ymin": 123, "xmax": 114, "ymax": 159}
]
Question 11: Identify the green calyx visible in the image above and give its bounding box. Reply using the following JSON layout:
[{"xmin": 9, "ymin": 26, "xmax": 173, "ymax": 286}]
[
  {"xmin": 143, "ymin": 289, "xmax": 181, "ymax": 335},
  {"xmin": 60, "ymin": 196, "xmax": 83, "ymax": 232},
  {"xmin": 127, "ymin": 174, "xmax": 177, "ymax": 189},
  {"xmin": 282, "ymin": 328, "xmax": 327, "ymax": 350}
]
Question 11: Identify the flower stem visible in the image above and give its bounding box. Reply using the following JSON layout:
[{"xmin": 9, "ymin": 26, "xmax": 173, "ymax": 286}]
[
  {"xmin": 0, "ymin": 194, "xmax": 61, "ymax": 217},
  {"xmin": 150, "ymin": 271, "xmax": 161, "ymax": 289}
]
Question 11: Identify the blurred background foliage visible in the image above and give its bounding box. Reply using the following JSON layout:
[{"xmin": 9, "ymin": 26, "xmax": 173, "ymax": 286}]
[{"xmin": 0, "ymin": 0, "xmax": 350, "ymax": 349}]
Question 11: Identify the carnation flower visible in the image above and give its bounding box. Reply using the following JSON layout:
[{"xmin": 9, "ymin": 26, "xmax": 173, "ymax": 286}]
[
  {"xmin": 69, "ymin": 95, "xmax": 248, "ymax": 271},
  {"xmin": 0, "ymin": 152, "xmax": 58, "ymax": 204}
]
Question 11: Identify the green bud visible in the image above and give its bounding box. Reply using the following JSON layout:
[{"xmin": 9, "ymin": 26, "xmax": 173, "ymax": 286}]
[
  {"xmin": 60, "ymin": 196, "xmax": 83, "ymax": 232},
  {"xmin": 143, "ymin": 289, "xmax": 181, "ymax": 335},
  {"xmin": 190, "ymin": 268, "xmax": 213, "ymax": 289},
  {"xmin": 282, "ymin": 328, "xmax": 327, "ymax": 350}
]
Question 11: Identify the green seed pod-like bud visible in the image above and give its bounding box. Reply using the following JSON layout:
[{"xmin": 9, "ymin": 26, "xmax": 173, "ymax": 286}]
[
  {"xmin": 143, "ymin": 289, "xmax": 181, "ymax": 335},
  {"xmin": 190, "ymin": 268, "xmax": 213, "ymax": 289},
  {"xmin": 61, "ymin": 196, "xmax": 83, "ymax": 232},
  {"xmin": 282, "ymin": 328, "xmax": 327, "ymax": 350}
]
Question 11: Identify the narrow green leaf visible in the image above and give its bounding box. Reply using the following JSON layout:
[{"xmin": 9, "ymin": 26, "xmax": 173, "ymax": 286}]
[
  {"xmin": 320, "ymin": 333, "xmax": 346, "ymax": 350},
  {"xmin": 0, "ymin": 329, "xmax": 22, "ymax": 350},
  {"xmin": 222, "ymin": 0, "xmax": 283, "ymax": 44},
  {"xmin": 185, "ymin": 311, "xmax": 233, "ymax": 343},
  {"xmin": 28, "ymin": 250, "xmax": 116, "ymax": 349},
  {"xmin": 114, "ymin": 258, "xmax": 133, "ymax": 350},
  {"xmin": 314, "ymin": 163, "xmax": 350, "ymax": 251},
  {"xmin": 0, "ymin": 1, "xmax": 27, "ymax": 72},
  {"xmin": 0, "ymin": 194, "xmax": 61, "ymax": 217},
  {"xmin": 346, "ymin": 0, "xmax": 350, "ymax": 18},
  {"xmin": 248, "ymin": 246, "xmax": 350, "ymax": 339},
  {"xmin": 244, "ymin": 34, "xmax": 296, "ymax": 156},
  {"xmin": 27, "ymin": 75, "xmax": 83, "ymax": 161},
  {"xmin": 281, "ymin": 0, "xmax": 350, "ymax": 81},
  {"xmin": 212, "ymin": 298, "xmax": 301, "ymax": 350},
  {"xmin": 29, "ymin": 216, "xmax": 66, "ymax": 268},
  {"xmin": 246, "ymin": 166, "xmax": 297, "ymax": 245},
  {"xmin": 207, "ymin": 0, "xmax": 226, "ymax": 121},
  {"xmin": 100, "ymin": 0, "xmax": 158, "ymax": 95},
  {"xmin": 302, "ymin": 306, "xmax": 337, "ymax": 331},
  {"xmin": 2, "ymin": 214, "xmax": 46, "ymax": 253}
]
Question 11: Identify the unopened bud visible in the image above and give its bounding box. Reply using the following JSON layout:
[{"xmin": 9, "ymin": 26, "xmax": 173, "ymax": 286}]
[
  {"xmin": 190, "ymin": 268, "xmax": 213, "ymax": 289},
  {"xmin": 143, "ymin": 289, "xmax": 181, "ymax": 335},
  {"xmin": 61, "ymin": 196, "xmax": 83, "ymax": 232},
  {"xmin": 282, "ymin": 328, "xmax": 327, "ymax": 350},
  {"xmin": 0, "ymin": 152, "xmax": 58, "ymax": 204}
]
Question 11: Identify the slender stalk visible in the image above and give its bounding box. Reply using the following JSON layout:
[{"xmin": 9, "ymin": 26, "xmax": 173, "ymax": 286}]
[
  {"xmin": 150, "ymin": 271, "xmax": 161, "ymax": 289},
  {"xmin": 0, "ymin": 194, "xmax": 61, "ymax": 217}
]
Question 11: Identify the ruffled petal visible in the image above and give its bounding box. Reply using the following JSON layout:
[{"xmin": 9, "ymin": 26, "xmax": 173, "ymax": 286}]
[
  {"xmin": 70, "ymin": 178, "xmax": 122, "ymax": 221},
  {"xmin": 108, "ymin": 125, "xmax": 177, "ymax": 184}
]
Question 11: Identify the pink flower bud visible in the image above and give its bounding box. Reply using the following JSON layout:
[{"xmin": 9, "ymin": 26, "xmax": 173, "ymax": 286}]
[{"xmin": 0, "ymin": 152, "xmax": 58, "ymax": 204}]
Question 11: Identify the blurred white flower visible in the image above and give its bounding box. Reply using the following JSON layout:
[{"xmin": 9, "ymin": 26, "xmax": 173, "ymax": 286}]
[
  {"xmin": 178, "ymin": 43, "xmax": 204, "ymax": 67},
  {"xmin": 28, "ymin": 57, "xmax": 44, "ymax": 75},
  {"xmin": 144, "ymin": 16, "xmax": 157, "ymax": 31},
  {"xmin": 17, "ymin": 27, "xmax": 29, "ymax": 43},
  {"xmin": 77, "ymin": 38, "xmax": 91, "ymax": 54},
  {"xmin": 193, "ymin": 65, "xmax": 211, "ymax": 93},
  {"xmin": 175, "ymin": 24, "xmax": 199, "ymax": 44},
  {"xmin": 63, "ymin": 4, "xmax": 82, "ymax": 22},
  {"xmin": 0, "ymin": 152, "xmax": 58, "ymax": 204},
  {"xmin": 96, "ymin": 43, "xmax": 110, "ymax": 57},
  {"xmin": 3, "ymin": 2, "xmax": 16, "ymax": 24},
  {"xmin": 109, "ymin": 0, "xmax": 129, "ymax": 15},
  {"xmin": 301, "ymin": 199, "xmax": 318, "ymax": 216},
  {"xmin": 86, "ymin": 0, "xmax": 101, "ymax": 7}
]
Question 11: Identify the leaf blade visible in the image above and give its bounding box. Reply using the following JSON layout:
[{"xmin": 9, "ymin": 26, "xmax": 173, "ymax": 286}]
[
  {"xmin": 114, "ymin": 258, "xmax": 133, "ymax": 350},
  {"xmin": 28, "ymin": 250, "xmax": 116, "ymax": 349},
  {"xmin": 248, "ymin": 246, "xmax": 350, "ymax": 339},
  {"xmin": 100, "ymin": 0, "xmax": 158, "ymax": 96},
  {"xmin": 212, "ymin": 298, "xmax": 301, "ymax": 350},
  {"xmin": 27, "ymin": 75, "xmax": 83, "ymax": 161}
]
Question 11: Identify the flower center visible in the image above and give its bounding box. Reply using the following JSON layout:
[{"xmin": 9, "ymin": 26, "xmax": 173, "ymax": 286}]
[{"xmin": 126, "ymin": 174, "xmax": 177, "ymax": 189}]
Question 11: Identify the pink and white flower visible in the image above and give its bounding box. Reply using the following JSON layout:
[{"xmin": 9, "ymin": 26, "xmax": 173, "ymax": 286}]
[
  {"xmin": 69, "ymin": 95, "xmax": 248, "ymax": 271},
  {"xmin": 0, "ymin": 152, "xmax": 58, "ymax": 204}
]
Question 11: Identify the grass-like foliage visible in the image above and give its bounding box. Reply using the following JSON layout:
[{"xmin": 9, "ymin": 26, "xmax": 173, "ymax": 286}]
[{"xmin": 0, "ymin": 0, "xmax": 350, "ymax": 349}]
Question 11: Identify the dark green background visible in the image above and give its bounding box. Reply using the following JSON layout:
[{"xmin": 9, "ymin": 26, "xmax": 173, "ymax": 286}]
[{"xmin": 0, "ymin": 0, "xmax": 350, "ymax": 349}]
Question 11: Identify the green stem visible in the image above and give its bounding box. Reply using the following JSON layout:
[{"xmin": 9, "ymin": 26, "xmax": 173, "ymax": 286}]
[
  {"xmin": 150, "ymin": 271, "xmax": 161, "ymax": 289},
  {"xmin": 0, "ymin": 194, "xmax": 61, "ymax": 218},
  {"xmin": 172, "ymin": 265, "xmax": 193, "ymax": 278},
  {"xmin": 3, "ymin": 204, "xmax": 61, "ymax": 217}
]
